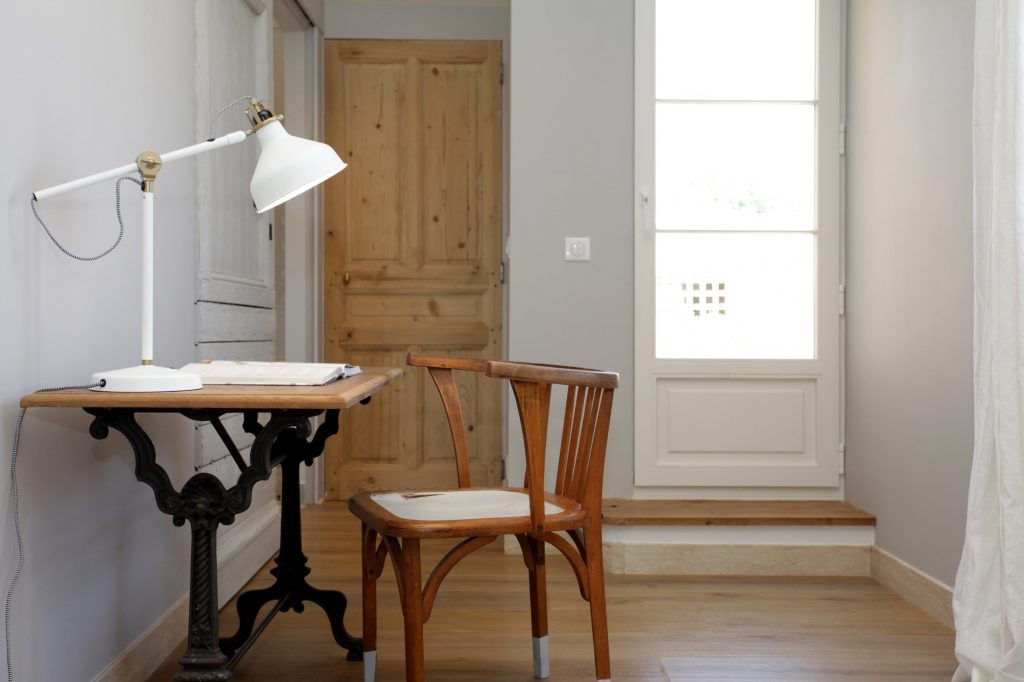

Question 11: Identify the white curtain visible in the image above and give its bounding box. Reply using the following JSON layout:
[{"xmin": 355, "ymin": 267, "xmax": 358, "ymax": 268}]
[{"xmin": 954, "ymin": 1, "xmax": 1024, "ymax": 681}]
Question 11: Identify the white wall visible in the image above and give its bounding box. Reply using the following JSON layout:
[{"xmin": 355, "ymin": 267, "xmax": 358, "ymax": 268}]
[
  {"xmin": 508, "ymin": 1, "xmax": 635, "ymax": 497},
  {"xmin": 3, "ymin": 3, "xmax": 202, "ymax": 679},
  {"xmin": 845, "ymin": 0, "xmax": 975, "ymax": 587}
]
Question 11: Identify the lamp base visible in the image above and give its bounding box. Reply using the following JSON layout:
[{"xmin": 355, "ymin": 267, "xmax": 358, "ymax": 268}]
[{"xmin": 90, "ymin": 365, "xmax": 203, "ymax": 392}]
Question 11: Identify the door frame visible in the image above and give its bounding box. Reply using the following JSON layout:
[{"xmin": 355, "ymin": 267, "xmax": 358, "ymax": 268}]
[
  {"xmin": 275, "ymin": 0, "xmax": 329, "ymax": 504},
  {"xmin": 633, "ymin": 0, "xmax": 846, "ymax": 498},
  {"xmin": 320, "ymin": 38, "xmax": 505, "ymax": 498}
]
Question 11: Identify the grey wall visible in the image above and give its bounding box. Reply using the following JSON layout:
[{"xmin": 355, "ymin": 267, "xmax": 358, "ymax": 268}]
[
  {"xmin": 0, "ymin": 2, "xmax": 199, "ymax": 679},
  {"xmin": 325, "ymin": 1, "xmax": 508, "ymax": 40},
  {"xmin": 298, "ymin": 0, "xmax": 328, "ymax": 31},
  {"xmin": 845, "ymin": 0, "xmax": 975, "ymax": 587},
  {"xmin": 508, "ymin": 1, "xmax": 635, "ymax": 497}
]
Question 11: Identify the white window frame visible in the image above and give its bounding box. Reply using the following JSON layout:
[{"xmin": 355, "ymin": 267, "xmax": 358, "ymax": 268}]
[{"xmin": 634, "ymin": 0, "xmax": 846, "ymax": 495}]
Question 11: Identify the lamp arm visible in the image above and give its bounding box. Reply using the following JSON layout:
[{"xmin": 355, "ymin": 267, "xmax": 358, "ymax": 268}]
[
  {"xmin": 159, "ymin": 129, "xmax": 248, "ymax": 165},
  {"xmin": 33, "ymin": 130, "xmax": 249, "ymax": 201}
]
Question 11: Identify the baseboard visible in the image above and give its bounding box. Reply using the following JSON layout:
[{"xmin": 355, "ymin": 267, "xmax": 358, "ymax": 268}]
[
  {"xmin": 870, "ymin": 546, "xmax": 953, "ymax": 628},
  {"xmin": 603, "ymin": 542, "xmax": 871, "ymax": 577},
  {"xmin": 92, "ymin": 500, "xmax": 281, "ymax": 682},
  {"xmin": 90, "ymin": 594, "xmax": 189, "ymax": 682}
]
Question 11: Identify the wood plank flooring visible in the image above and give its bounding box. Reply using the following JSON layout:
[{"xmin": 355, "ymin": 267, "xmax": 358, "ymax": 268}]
[{"xmin": 145, "ymin": 502, "xmax": 953, "ymax": 682}]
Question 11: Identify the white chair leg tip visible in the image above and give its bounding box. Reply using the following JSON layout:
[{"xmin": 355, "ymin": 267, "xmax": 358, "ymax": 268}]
[
  {"xmin": 532, "ymin": 635, "xmax": 550, "ymax": 678},
  {"xmin": 363, "ymin": 650, "xmax": 377, "ymax": 682}
]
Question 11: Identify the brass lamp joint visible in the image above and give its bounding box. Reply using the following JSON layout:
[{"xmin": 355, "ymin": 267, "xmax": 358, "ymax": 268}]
[
  {"xmin": 136, "ymin": 151, "xmax": 163, "ymax": 193},
  {"xmin": 245, "ymin": 99, "xmax": 283, "ymax": 135}
]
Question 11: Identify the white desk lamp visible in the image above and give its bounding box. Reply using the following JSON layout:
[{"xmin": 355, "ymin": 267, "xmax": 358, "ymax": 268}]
[{"xmin": 32, "ymin": 99, "xmax": 346, "ymax": 392}]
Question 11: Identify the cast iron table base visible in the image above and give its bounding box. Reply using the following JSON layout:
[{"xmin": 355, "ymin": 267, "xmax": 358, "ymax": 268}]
[{"xmin": 85, "ymin": 406, "xmax": 361, "ymax": 681}]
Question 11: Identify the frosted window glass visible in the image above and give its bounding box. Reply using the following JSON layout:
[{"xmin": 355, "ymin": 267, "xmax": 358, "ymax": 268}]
[
  {"xmin": 655, "ymin": 0, "xmax": 816, "ymax": 101},
  {"xmin": 656, "ymin": 103, "xmax": 814, "ymax": 231},
  {"xmin": 655, "ymin": 233, "xmax": 815, "ymax": 359}
]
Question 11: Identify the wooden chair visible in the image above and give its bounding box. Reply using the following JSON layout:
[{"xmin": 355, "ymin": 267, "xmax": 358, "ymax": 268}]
[{"xmin": 348, "ymin": 353, "xmax": 618, "ymax": 682}]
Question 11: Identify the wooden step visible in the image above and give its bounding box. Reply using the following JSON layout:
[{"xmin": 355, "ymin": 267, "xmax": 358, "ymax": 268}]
[{"xmin": 602, "ymin": 499, "xmax": 875, "ymax": 527}]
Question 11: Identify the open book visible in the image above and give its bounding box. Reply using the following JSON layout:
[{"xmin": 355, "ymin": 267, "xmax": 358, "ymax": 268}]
[{"xmin": 179, "ymin": 361, "xmax": 362, "ymax": 386}]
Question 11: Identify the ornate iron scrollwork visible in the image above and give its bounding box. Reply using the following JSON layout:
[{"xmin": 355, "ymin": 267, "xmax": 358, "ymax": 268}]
[{"xmin": 84, "ymin": 407, "xmax": 356, "ymax": 680}]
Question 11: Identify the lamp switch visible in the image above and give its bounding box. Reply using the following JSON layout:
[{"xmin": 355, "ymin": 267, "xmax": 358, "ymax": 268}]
[{"xmin": 564, "ymin": 237, "xmax": 591, "ymax": 261}]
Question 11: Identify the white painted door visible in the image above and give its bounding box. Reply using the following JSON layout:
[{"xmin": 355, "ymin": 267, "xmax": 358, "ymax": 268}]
[
  {"xmin": 634, "ymin": 0, "xmax": 844, "ymax": 495},
  {"xmin": 193, "ymin": 0, "xmax": 279, "ymax": 603}
]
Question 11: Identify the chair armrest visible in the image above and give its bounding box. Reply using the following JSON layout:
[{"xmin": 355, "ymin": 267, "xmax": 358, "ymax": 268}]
[{"xmin": 407, "ymin": 353, "xmax": 489, "ymax": 373}]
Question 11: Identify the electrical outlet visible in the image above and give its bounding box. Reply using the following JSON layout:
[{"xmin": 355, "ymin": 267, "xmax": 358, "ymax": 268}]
[{"xmin": 564, "ymin": 237, "xmax": 591, "ymax": 261}]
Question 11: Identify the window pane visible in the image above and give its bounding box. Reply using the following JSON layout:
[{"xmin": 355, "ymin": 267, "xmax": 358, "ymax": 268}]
[
  {"xmin": 656, "ymin": 232, "xmax": 814, "ymax": 359},
  {"xmin": 656, "ymin": 103, "xmax": 814, "ymax": 231},
  {"xmin": 655, "ymin": 0, "xmax": 816, "ymax": 101}
]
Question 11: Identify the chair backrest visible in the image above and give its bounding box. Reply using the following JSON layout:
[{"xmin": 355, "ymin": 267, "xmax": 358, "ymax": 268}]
[{"xmin": 408, "ymin": 353, "xmax": 619, "ymax": 534}]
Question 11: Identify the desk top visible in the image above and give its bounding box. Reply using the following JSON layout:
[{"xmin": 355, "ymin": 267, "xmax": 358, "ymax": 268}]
[{"xmin": 20, "ymin": 367, "xmax": 403, "ymax": 411}]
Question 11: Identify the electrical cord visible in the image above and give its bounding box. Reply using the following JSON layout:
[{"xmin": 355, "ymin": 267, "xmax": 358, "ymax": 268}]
[
  {"xmin": 206, "ymin": 95, "xmax": 255, "ymax": 141},
  {"xmin": 5, "ymin": 381, "xmax": 104, "ymax": 682},
  {"xmin": 30, "ymin": 175, "xmax": 140, "ymax": 262}
]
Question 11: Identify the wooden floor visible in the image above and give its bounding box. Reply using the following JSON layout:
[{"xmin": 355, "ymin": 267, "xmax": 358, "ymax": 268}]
[{"xmin": 146, "ymin": 502, "xmax": 954, "ymax": 682}]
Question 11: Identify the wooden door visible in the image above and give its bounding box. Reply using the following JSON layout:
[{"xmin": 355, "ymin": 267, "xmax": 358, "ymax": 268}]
[{"xmin": 323, "ymin": 40, "xmax": 503, "ymax": 498}]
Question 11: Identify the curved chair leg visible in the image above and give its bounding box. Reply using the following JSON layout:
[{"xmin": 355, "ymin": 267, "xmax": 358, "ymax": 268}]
[
  {"xmin": 583, "ymin": 524, "xmax": 611, "ymax": 681},
  {"xmin": 399, "ymin": 537, "xmax": 426, "ymax": 682},
  {"xmin": 525, "ymin": 535, "xmax": 550, "ymax": 679},
  {"xmin": 361, "ymin": 524, "xmax": 379, "ymax": 682}
]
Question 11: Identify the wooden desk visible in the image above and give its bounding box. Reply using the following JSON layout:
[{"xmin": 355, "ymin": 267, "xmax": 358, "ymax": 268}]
[{"xmin": 21, "ymin": 368, "xmax": 401, "ymax": 681}]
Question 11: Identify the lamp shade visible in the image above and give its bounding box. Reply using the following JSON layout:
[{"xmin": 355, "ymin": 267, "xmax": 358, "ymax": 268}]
[{"xmin": 249, "ymin": 120, "xmax": 346, "ymax": 213}]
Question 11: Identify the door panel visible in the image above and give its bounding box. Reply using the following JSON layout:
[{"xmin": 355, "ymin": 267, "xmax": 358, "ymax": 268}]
[
  {"xmin": 195, "ymin": 0, "xmax": 274, "ymax": 310},
  {"xmin": 653, "ymin": 377, "xmax": 824, "ymax": 485},
  {"xmin": 324, "ymin": 40, "xmax": 502, "ymax": 498}
]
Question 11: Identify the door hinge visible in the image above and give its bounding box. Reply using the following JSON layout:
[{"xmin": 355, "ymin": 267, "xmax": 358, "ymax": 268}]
[
  {"xmin": 500, "ymin": 62, "xmax": 505, "ymax": 86},
  {"xmin": 499, "ymin": 261, "xmax": 506, "ymax": 284},
  {"xmin": 838, "ymin": 284, "xmax": 846, "ymax": 317},
  {"xmin": 269, "ymin": 222, "xmax": 273, "ymax": 241},
  {"xmin": 839, "ymin": 124, "xmax": 846, "ymax": 157},
  {"xmin": 500, "ymin": 458, "xmax": 506, "ymax": 481},
  {"xmin": 838, "ymin": 443, "xmax": 846, "ymax": 475}
]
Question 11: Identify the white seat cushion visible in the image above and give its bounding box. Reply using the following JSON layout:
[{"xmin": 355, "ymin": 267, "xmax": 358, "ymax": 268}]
[{"xmin": 371, "ymin": 489, "xmax": 563, "ymax": 521}]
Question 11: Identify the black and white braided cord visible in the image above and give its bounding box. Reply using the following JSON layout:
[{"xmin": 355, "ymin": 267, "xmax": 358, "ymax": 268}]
[
  {"xmin": 206, "ymin": 95, "xmax": 255, "ymax": 141},
  {"xmin": 30, "ymin": 175, "xmax": 141, "ymax": 262}
]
